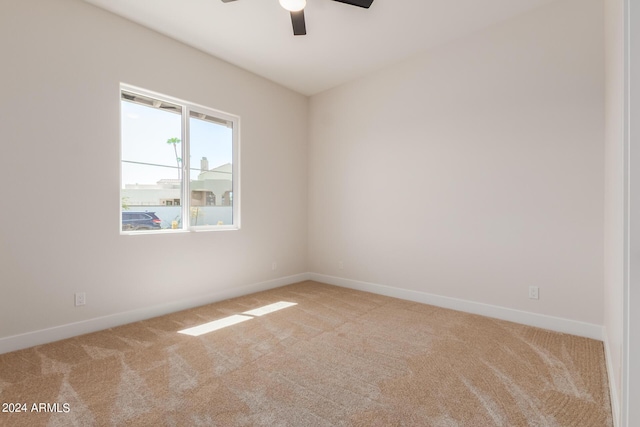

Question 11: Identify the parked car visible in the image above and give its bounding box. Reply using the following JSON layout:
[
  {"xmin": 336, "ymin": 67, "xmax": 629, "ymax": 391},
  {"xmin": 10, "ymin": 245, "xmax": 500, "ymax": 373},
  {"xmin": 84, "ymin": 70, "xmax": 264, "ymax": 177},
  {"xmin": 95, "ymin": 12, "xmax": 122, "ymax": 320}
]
[{"xmin": 122, "ymin": 211, "xmax": 162, "ymax": 231}]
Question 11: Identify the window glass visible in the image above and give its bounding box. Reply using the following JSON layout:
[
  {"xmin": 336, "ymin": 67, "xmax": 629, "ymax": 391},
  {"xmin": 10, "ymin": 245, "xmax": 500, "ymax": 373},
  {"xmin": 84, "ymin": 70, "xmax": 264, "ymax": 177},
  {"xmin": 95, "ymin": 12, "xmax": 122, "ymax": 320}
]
[
  {"xmin": 120, "ymin": 86, "xmax": 239, "ymax": 233},
  {"xmin": 189, "ymin": 115, "xmax": 233, "ymax": 227}
]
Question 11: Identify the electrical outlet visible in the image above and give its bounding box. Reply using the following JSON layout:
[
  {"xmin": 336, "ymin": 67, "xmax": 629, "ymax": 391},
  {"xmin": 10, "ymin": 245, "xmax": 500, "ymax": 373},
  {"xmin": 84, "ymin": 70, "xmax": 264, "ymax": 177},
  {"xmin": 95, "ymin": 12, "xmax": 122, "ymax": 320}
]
[
  {"xmin": 75, "ymin": 292, "xmax": 86, "ymax": 306},
  {"xmin": 528, "ymin": 286, "xmax": 539, "ymax": 300},
  {"xmin": 272, "ymin": 262, "xmax": 277, "ymax": 271}
]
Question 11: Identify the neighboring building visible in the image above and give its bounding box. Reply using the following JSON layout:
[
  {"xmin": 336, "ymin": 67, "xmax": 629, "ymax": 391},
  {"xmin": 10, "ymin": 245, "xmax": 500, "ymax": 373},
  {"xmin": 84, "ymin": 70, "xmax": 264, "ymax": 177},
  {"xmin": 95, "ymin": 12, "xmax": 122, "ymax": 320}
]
[
  {"xmin": 122, "ymin": 158, "xmax": 232, "ymax": 207},
  {"xmin": 191, "ymin": 160, "xmax": 233, "ymax": 207}
]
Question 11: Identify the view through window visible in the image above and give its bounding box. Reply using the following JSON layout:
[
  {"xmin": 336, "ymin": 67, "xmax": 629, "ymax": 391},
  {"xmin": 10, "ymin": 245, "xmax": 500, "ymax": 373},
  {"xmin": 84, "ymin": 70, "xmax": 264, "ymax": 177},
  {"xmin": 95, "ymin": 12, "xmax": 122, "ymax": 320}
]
[{"xmin": 120, "ymin": 85, "xmax": 239, "ymax": 232}]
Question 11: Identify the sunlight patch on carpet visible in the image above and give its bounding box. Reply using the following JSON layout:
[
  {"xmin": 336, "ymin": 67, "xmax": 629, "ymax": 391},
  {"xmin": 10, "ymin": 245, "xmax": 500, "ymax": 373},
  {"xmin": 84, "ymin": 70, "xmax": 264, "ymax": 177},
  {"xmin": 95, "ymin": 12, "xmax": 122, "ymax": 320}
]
[
  {"xmin": 178, "ymin": 315, "xmax": 253, "ymax": 336},
  {"xmin": 178, "ymin": 301, "xmax": 298, "ymax": 336},
  {"xmin": 242, "ymin": 301, "xmax": 298, "ymax": 317}
]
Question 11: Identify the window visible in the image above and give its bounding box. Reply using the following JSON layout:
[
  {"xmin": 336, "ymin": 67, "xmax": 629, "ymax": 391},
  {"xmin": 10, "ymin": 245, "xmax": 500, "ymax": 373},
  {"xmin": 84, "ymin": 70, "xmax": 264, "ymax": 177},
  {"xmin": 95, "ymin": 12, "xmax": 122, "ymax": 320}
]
[{"xmin": 120, "ymin": 85, "xmax": 239, "ymax": 233}]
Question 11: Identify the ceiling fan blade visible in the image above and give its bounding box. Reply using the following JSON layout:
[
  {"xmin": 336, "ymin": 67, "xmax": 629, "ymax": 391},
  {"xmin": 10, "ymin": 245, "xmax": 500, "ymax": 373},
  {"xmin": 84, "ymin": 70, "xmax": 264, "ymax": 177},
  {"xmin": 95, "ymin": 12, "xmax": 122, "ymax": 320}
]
[
  {"xmin": 220, "ymin": 0, "xmax": 238, "ymax": 2},
  {"xmin": 332, "ymin": 0, "xmax": 373, "ymax": 8},
  {"xmin": 290, "ymin": 10, "xmax": 306, "ymax": 36}
]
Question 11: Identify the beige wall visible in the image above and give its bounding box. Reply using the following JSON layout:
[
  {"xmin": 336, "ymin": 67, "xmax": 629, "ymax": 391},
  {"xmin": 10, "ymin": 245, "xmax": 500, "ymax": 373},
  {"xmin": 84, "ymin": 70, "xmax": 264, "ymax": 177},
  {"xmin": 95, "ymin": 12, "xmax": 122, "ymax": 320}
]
[
  {"xmin": 309, "ymin": 0, "xmax": 605, "ymax": 324},
  {"xmin": 0, "ymin": 0, "xmax": 308, "ymax": 340}
]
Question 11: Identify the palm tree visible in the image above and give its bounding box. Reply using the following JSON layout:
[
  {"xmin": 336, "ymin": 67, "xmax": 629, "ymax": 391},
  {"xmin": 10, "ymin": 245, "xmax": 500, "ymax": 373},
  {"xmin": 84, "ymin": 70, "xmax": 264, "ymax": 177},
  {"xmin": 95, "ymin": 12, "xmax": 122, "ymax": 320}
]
[{"xmin": 166, "ymin": 137, "xmax": 181, "ymax": 179}]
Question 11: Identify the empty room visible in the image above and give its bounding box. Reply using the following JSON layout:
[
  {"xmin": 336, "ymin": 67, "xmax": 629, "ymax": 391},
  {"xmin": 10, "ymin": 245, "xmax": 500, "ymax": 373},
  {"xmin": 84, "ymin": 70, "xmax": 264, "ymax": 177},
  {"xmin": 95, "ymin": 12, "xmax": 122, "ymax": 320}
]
[{"xmin": 0, "ymin": 0, "xmax": 638, "ymax": 425}]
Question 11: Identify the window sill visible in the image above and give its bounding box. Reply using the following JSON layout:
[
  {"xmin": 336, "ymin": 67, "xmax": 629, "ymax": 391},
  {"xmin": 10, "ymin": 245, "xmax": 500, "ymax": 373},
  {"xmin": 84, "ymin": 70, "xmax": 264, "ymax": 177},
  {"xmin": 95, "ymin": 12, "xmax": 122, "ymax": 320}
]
[{"xmin": 120, "ymin": 226, "xmax": 239, "ymax": 236}]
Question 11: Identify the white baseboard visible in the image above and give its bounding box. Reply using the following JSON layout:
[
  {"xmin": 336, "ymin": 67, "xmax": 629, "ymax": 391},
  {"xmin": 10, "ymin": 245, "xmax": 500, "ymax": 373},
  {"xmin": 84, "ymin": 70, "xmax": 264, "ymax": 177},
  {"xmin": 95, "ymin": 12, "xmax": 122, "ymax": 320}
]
[
  {"xmin": 603, "ymin": 327, "xmax": 621, "ymax": 427},
  {"xmin": 0, "ymin": 272, "xmax": 605, "ymax": 355},
  {"xmin": 0, "ymin": 273, "xmax": 311, "ymax": 355},
  {"xmin": 309, "ymin": 273, "xmax": 604, "ymax": 341}
]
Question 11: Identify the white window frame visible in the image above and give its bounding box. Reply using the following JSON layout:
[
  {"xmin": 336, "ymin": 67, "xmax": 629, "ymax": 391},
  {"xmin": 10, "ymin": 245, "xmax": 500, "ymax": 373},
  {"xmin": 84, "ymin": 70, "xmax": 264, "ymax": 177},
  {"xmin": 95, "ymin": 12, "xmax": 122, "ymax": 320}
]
[{"xmin": 120, "ymin": 84, "xmax": 240, "ymax": 234}]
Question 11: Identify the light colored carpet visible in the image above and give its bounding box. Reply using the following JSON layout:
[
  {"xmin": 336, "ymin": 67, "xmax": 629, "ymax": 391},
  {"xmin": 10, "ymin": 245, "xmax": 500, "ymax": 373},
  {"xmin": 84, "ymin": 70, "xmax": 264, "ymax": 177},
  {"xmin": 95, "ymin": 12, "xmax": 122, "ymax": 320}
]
[{"xmin": 0, "ymin": 281, "xmax": 612, "ymax": 426}]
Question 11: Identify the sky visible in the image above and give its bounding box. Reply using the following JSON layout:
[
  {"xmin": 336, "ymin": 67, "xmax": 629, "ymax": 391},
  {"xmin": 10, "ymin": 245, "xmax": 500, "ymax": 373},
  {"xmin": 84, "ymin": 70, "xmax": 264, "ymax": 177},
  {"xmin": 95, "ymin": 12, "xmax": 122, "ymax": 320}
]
[{"xmin": 120, "ymin": 100, "xmax": 233, "ymax": 187}]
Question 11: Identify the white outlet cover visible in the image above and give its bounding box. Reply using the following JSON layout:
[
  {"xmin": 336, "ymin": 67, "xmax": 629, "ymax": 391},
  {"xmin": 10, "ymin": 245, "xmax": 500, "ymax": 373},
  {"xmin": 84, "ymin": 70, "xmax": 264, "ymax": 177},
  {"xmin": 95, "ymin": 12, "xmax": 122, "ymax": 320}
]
[{"xmin": 75, "ymin": 292, "xmax": 86, "ymax": 306}]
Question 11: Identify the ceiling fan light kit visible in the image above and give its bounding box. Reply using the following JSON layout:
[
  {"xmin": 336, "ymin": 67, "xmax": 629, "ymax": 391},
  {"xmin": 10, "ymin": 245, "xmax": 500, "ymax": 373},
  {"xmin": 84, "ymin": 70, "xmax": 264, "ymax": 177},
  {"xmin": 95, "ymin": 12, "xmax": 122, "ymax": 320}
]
[
  {"xmin": 279, "ymin": 0, "xmax": 306, "ymax": 12},
  {"xmin": 221, "ymin": 0, "xmax": 374, "ymax": 36}
]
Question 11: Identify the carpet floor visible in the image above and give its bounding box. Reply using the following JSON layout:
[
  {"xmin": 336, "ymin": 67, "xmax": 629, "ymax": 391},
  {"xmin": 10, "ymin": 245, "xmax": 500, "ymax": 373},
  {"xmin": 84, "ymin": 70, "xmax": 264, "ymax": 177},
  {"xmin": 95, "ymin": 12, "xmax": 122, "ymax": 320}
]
[{"xmin": 0, "ymin": 281, "xmax": 613, "ymax": 426}]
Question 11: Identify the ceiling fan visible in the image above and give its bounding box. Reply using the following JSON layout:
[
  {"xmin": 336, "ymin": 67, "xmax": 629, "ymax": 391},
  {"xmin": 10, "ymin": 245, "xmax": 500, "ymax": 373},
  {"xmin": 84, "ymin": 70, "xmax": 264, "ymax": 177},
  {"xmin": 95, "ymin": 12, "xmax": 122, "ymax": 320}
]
[{"xmin": 221, "ymin": 0, "xmax": 374, "ymax": 36}]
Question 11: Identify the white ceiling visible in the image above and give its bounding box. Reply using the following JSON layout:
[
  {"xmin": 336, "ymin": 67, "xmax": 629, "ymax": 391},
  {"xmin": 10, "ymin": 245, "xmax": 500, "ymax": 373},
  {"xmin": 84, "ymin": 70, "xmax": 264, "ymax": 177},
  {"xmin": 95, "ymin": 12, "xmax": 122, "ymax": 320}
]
[{"xmin": 83, "ymin": 0, "xmax": 557, "ymax": 96}]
